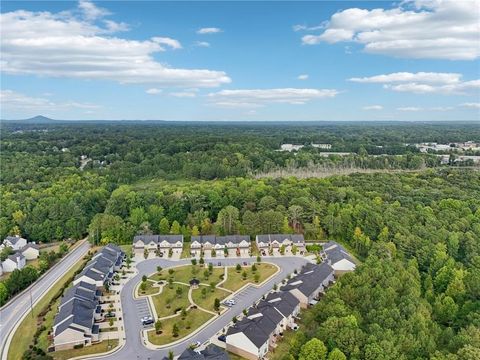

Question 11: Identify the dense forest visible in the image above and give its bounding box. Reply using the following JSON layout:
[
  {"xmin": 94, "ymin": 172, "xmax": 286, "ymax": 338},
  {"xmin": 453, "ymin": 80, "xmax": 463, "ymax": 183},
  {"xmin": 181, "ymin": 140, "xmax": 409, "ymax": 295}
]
[{"xmin": 1, "ymin": 121, "xmax": 479, "ymax": 358}]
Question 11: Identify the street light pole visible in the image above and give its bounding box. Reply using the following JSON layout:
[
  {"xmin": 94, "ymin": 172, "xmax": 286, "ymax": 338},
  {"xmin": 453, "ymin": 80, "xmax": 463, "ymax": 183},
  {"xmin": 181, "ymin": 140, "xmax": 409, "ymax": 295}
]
[{"xmin": 29, "ymin": 288, "xmax": 34, "ymax": 319}]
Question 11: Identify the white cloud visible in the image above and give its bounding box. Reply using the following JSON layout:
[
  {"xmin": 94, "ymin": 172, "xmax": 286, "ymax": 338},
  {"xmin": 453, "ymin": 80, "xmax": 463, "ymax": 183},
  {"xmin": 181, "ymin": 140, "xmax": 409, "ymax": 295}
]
[
  {"xmin": 460, "ymin": 102, "xmax": 480, "ymax": 109},
  {"xmin": 363, "ymin": 105, "xmax": 383, "ymax": 110},
  {"xmin": 0, "ymin": 89, "xmax": 100, "ymax": 111},
  {"xmin": 207, "ymin": 88, "xmax": 339, "ymax": 108},
  {"xmin": 0, "ymin": 5, "xmax": 230, "ymax": 88},
  {"xmin": 397, "ymin": 107, "xmax": 422, "ymax": 111},
  {"xmin": 151, "ymin": 37, "xmax": 182, "ymax": 50},
  {"xmin": 297, "ymin": 74, "xmax": 309, "ymax": 80},
  {"xmin": 301, "ymin": 0, "xmax": 480, "ymax": 60},
  {"xmin": 146, "ymin": 88, "xmax": 162, "ymax": 95},
  {"xmin": 349, "ymin": 72, "xmax": 479, "ymax": 95},
  {"xmin": 194, "ymin": 41, "xmax": 211, "ymax": 48},
  {"xmin": 78, "ymin": 0, "xmax": 109, "ymax": 20},
  {"xmin": 293, "ymin": 23, "xmax": 325, "ymax": 32},
  {"xmin": 349, "ymin": 72, "xmax": 462, "ymax": 84},
  {"xmin": 197, "ymin": 27, "xmax": 222, "ymax": 34},
  {"xmin": 170, "ymin": 91, "xmax": 197, "ymax": 98}
]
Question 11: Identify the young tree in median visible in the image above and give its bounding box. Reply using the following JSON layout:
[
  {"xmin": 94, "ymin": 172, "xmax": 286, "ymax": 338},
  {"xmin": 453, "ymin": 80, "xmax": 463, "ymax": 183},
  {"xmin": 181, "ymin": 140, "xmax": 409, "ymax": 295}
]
[
  {"xmin": 181, "ymin": 308, "xmax": 187, "ymax": 319},
  {"xmin": 254, "ymin": 273, "xmax": 260, "ymax": 283},
  {"xmin": 252, "ymin": 263, "xmax": 257, "ymax": 272},
  {"xmin": 201, "ymin": 287, "xmax": 207, "ymax": 299},
  {"xmin": 157, "ymin": 266, "xmax": 162, "ymax": 273},
  {"xmin": 168, "ymin": 350, "xmax": 174, "ymax": 360},
  {"xmin": 172, "ymin": 323, "xmax": 179, "ymax": 337},
  {"xmin": 208, "ymin": 263, "xmax": 213, "ymax": 273},
  {"xmin": 142, "ymin": 275, "xmax": 147, "ymax": 282},
  {"xmin": 176, "ymin": 286, "xmax": 183, "ymax": 298},
  {"xmin": 204, "ymin": 269, "xmax": 210, "ymax": 279},
  {"xmin": 299, "ymin": 338, "xmax": 327, "ymax": 360},
  {"xmin": 242, "ymin": 270, "xmax": 247, "ymax": 280},
  {"xmin": 199, "ymin": 257, "xmax": 205, "ymax": 265},
  {"xmin": 210, "ymin": 282, "xmax": 215, "ymax": 292},
  {"xmin": 109, "ymin": 318, "xmax": 114, "ymax": 328},
  {"xmin": 256, "ymin": 255, "xmax": 261, "ymax": 263},
  {"xmin": 236, "ymin": 263, "xmax": 241, "ymax": 273},
  {"xmin": 191, "ymin": 258, "xmax": 197, "ymax": 266},
  {"xmin": 214, "ymin": 298, "xmax": 220, "ymax": 311},
  {"xmin": 155, "ymin": 319, "xmax": 163, "ymax": 334}
]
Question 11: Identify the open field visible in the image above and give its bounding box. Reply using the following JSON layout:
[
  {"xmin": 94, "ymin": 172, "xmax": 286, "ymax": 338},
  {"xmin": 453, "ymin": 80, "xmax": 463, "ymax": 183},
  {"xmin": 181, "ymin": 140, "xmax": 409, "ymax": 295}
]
[
  {"xmin": 151, "ymin": 283, "xmax": 190, "ymax": 318},
  {"xmin": 149, "ymin": 265, "xmax": 225, "ymax": 286},
  {"xmin": 222, "ymin": 263, "xmax": 277, "ymax": 292},
  {"xmin": 147, "ymin": 308, "xmax": 214, "ymax": 345},
  {"xmin": 191, "ymin": 286, "xmax": 230, "ymax": 312}
]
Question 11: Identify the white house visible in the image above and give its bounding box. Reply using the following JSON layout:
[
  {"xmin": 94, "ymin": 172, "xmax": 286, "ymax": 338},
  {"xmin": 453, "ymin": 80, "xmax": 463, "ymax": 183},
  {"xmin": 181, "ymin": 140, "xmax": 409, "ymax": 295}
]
[
  {"xmin": 133, "ymin": 234, "xmax": 184, "ymax": 256},
  {"xmin": 2, "ymin": 253, "xmax": 26, "ymax": 272},
  {"xmin": 2, "ymin": 235, "xmax": 27, "ymax": 251},
  {"xmin": 321, "ymin": 241, "xmax": 356, "ymax": 275},
  {"xmin": 281, "ymin": 262, "xmax": 334, "ymax": 308},
  {"xmin": 21, "ymin": 243, "xmax": 40, "ymax": 260},
  {"xmin": 255, "ymin": 234, "xmax": 305, "ymax": 255}
]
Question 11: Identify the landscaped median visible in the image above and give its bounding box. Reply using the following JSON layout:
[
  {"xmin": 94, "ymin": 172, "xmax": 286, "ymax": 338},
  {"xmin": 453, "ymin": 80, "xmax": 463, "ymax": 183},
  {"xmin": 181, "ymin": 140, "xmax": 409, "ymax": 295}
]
[{"xmin": 135, "ymin": 260, "xmax": 280, "ymax": 349}]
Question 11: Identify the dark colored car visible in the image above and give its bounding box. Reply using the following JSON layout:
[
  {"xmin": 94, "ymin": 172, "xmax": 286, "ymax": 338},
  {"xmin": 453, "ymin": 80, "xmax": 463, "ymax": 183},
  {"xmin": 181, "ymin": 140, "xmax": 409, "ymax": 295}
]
[{"xmin": 218, "ymin": 335, "xmax": 227, "ymax": 342}]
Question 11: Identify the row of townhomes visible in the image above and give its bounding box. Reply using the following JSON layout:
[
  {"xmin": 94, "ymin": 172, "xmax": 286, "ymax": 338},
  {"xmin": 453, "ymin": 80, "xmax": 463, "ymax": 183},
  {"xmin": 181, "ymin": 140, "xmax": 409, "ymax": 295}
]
[
  {"xmin": 191, "ymin": 235, "xmax": 251, "ymax": 257},
  {"xmin": 225, "ymin": 241, "xmax": 354, "ymax": 360},
  {"xmin": 255, "ymin": 234, "xmax": 306, "ymax": 256},
  {"xmin": 0, "ymin": 235, "xmax": 39, "ymax": 275},
  {"xmin": 133, "ymin": 234, "xmax": 183, "ymax": 257},
  {"xmin": 52, "ymin": 244, "xmax": 125, "ymax": 351},
  {"xmin": 132, "ymin": 233, "xmax": 308, "ymax": 259}
]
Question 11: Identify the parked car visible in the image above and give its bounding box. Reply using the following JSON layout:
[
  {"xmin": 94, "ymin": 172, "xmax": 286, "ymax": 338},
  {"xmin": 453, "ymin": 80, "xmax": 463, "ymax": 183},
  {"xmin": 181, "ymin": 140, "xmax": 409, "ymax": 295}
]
[
  {"xmin": 218, "ymin": 335, "xmax": 227, "ymax": 342},
  {"xmin": 141, "ymin": 316, "xmax": 154, "ymax": 325},
  {"xmin": 217, "ymin": 262, "xmax": 222, "ymax": 266},
  {"xmin": 243, "ymin": 261, "xmax": 248, "ymax": 266}
]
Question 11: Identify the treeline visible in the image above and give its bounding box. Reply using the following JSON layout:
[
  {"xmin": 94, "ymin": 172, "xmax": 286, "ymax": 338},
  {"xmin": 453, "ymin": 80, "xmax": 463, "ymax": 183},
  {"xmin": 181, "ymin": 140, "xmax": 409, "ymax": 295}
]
[
  {"xmin": 0, "ymin": 243, "xmax": 69, "ymax": 306},
  {"xmin": 86, "ymin": 170, "xmax": 480, "ymax": 358}
]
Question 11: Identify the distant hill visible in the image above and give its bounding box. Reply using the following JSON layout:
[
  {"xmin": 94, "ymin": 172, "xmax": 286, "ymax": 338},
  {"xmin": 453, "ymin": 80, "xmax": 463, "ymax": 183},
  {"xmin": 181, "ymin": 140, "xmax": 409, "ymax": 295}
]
[{"xmin": 0, "ymin": 115, "xmax": 58, "ymax": 124}]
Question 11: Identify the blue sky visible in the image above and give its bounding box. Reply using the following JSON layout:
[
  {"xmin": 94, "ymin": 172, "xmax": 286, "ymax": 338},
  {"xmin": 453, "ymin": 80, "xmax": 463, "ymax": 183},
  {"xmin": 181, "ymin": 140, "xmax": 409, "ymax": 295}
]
[{"xmin": 1, "ymin": 0, "xmax": 479, "ymax": 121}]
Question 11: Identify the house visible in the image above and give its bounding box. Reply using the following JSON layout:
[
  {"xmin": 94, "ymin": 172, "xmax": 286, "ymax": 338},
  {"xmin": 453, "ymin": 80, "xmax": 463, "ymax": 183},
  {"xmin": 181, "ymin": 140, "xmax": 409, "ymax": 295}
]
[
  {"xmin": 321, "ymin": 241, "xmax": 356, "ymax": 275},
  {"xmin": 2, "ymin": 253, "xmax": 26, "ymax": 272},
  {"xmin": 133, "ymin": 234, "xmax": 184, "ymax": 256},
  {"xmin": 191, "ymin": 235, "xmax": 250, "ymax": 257},
  {"xmin": 73, "ymin": 244, "xmax": 124, "ymax": 287},
  {"xmin": 226, "ymin": 291, "xmax": 300, "ymax": 360},
  {"xmin": 21, "ymin": 243, "xmax": 40, "ymax": 260},
  {"xmin": 281, "ymin": 262, "xmax": 334, "ymax": 308},
  {"xmin": 259, "ymin": 291, "xmax": 300, "ymax": 330},
  {"xmin": 226, "ymin": 303, "xmax": 284, "ymax": 360},
  {"xmin": 179, "ymin": 344, "xmax": 230, "ymax": 360},
  {"xmin": 53, "ymin": 282, "xmax": 100, "ymax": 350},
  {"xmin": 255, "ymin": 234, "xmax": 305, "ymax": 255},
  {"xmin": 2, "ymin": 235, "xmax": 27, "ymax": 251}
]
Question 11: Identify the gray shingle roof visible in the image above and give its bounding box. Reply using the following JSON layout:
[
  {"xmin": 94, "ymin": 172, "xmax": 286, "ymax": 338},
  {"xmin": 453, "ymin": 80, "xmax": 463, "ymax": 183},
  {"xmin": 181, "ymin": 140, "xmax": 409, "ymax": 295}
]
[
  {"xmin": 322, "ymin": 241, "xmax": 354, "ymax": 264},
  {"xmin": 262, "ymin": 291, "xmax": 299, "ymax": 317},
  {"xmin": 256, "ymin": 234, "xmax": 305, "ymax": 244},
  {"xmin": 281, "ymin": 262, "xmax": 333, "ymax": 297},
  {"xmin": 191, "ymin": 235, "xmax": 249, "ymax": 246},
  {"xmin": 54, "ymin": 298, "xmax": 95, "ymax": 335},
  {"xmin": 4, "ymin": 236, "xmax": 26, "ymax": 245},
  {"xmin": 22, "ymin": 243, "xmax": 39, "ymax": 251},
  {"xmin": 6, "ymin": 253, "xmax": 25, "ymax": 264},
  {"xmin": 133, "ymin": 234, "xmax": 184, "ymax": 244}
]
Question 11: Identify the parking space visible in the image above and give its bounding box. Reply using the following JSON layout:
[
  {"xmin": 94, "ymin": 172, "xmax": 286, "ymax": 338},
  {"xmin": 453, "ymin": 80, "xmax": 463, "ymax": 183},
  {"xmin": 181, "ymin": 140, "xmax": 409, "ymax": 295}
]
[{"xmin": 135, "ymin": 298, "xmax": 152, "ymax": 320}]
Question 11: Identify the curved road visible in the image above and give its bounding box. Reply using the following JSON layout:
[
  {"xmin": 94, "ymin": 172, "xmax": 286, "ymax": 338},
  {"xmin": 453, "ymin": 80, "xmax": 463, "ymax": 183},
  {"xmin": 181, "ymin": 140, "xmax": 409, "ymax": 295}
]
[
  {"xmin": 0, "ymin": 240, "xmax": 91, "ymax": 360},
  {"xmin": 92, "ymin": 256, "xmax": 309, "ymax": 360}
]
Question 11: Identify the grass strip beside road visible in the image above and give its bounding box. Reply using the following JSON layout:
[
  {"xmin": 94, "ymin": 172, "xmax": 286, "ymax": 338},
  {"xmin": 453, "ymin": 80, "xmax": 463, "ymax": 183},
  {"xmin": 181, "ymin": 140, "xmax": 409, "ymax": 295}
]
[
  {"xmin": 7, "ymin": 251, "xmax": 87, "ymax": 360},
  {"xmin": 52, "ymin": 339, "xmax": 119, "ymax": 360},
  {"xmin": 222, "ymin": 263, "xmax": 277, "ymax": 292}
]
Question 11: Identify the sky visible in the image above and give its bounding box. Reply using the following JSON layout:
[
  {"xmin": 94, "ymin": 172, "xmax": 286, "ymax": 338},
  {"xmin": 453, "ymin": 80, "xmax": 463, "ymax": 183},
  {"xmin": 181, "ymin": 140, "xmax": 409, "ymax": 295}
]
[{"xmin": 1, "ymin": 0, "xmax": 479, "ymax": 121}]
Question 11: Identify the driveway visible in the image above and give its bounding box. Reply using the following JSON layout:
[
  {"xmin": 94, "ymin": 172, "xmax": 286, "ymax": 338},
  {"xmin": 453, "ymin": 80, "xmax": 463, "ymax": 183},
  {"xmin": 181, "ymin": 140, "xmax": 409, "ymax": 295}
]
[{"xmin": 89, "ymin": 256, "xmax": 309, "ymax": 360}]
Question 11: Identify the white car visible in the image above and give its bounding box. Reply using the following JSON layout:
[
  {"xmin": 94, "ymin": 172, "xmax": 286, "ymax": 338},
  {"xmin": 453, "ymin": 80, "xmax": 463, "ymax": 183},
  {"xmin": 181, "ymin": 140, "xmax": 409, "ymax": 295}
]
[{"xmin": 190, "ymin": 341, "xmax": 201, "ymax": 348}]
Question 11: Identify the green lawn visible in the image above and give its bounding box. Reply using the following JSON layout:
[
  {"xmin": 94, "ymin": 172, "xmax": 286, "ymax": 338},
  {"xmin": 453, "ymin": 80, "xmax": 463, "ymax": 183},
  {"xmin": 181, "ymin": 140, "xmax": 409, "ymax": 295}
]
[
  {"xmin": 147, "ymin": 308, "xmax": 213, "ymax": 345},
  {"xmin": 151, "ymin": 283, "xmax": 190, "ymax": 318},
  {"xmin": 228, "ymin": 352, "xmax": 247, "ymax": 360},
  {"xmin": 149, "ymin": 265, "xmax": 224, "ymax": 286},
  {"xmin": 138, "ymin": 280, "xmax": 161, "ymax": 296},
  {"xmin": 222, "ymin": 263, "xmax": 277, "ymax": 292},
  {"xmin": 191, "ymin": 286, "xmax": 230, "ymax": 312},
  {"xmin": 8, "ymin": 257, "xmax": 87, "ymax": 360},
  {"xmin": 52, "ymin": 339, "xmax": 119, "ymax": 360},
  {"xmin": 37, "ymin": 297, "xmax": 61, "ymax": 350}
]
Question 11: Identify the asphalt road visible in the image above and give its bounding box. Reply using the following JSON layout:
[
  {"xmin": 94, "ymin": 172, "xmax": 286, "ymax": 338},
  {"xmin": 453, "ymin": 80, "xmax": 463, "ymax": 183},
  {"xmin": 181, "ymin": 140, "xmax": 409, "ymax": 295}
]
[
  {"xmin": 0, "ymin": 240, "xmax": 91, "ymax": 360},
  {"xmin": 91, "ymin": 256, "xmax": 309, "ymax": 360}
]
